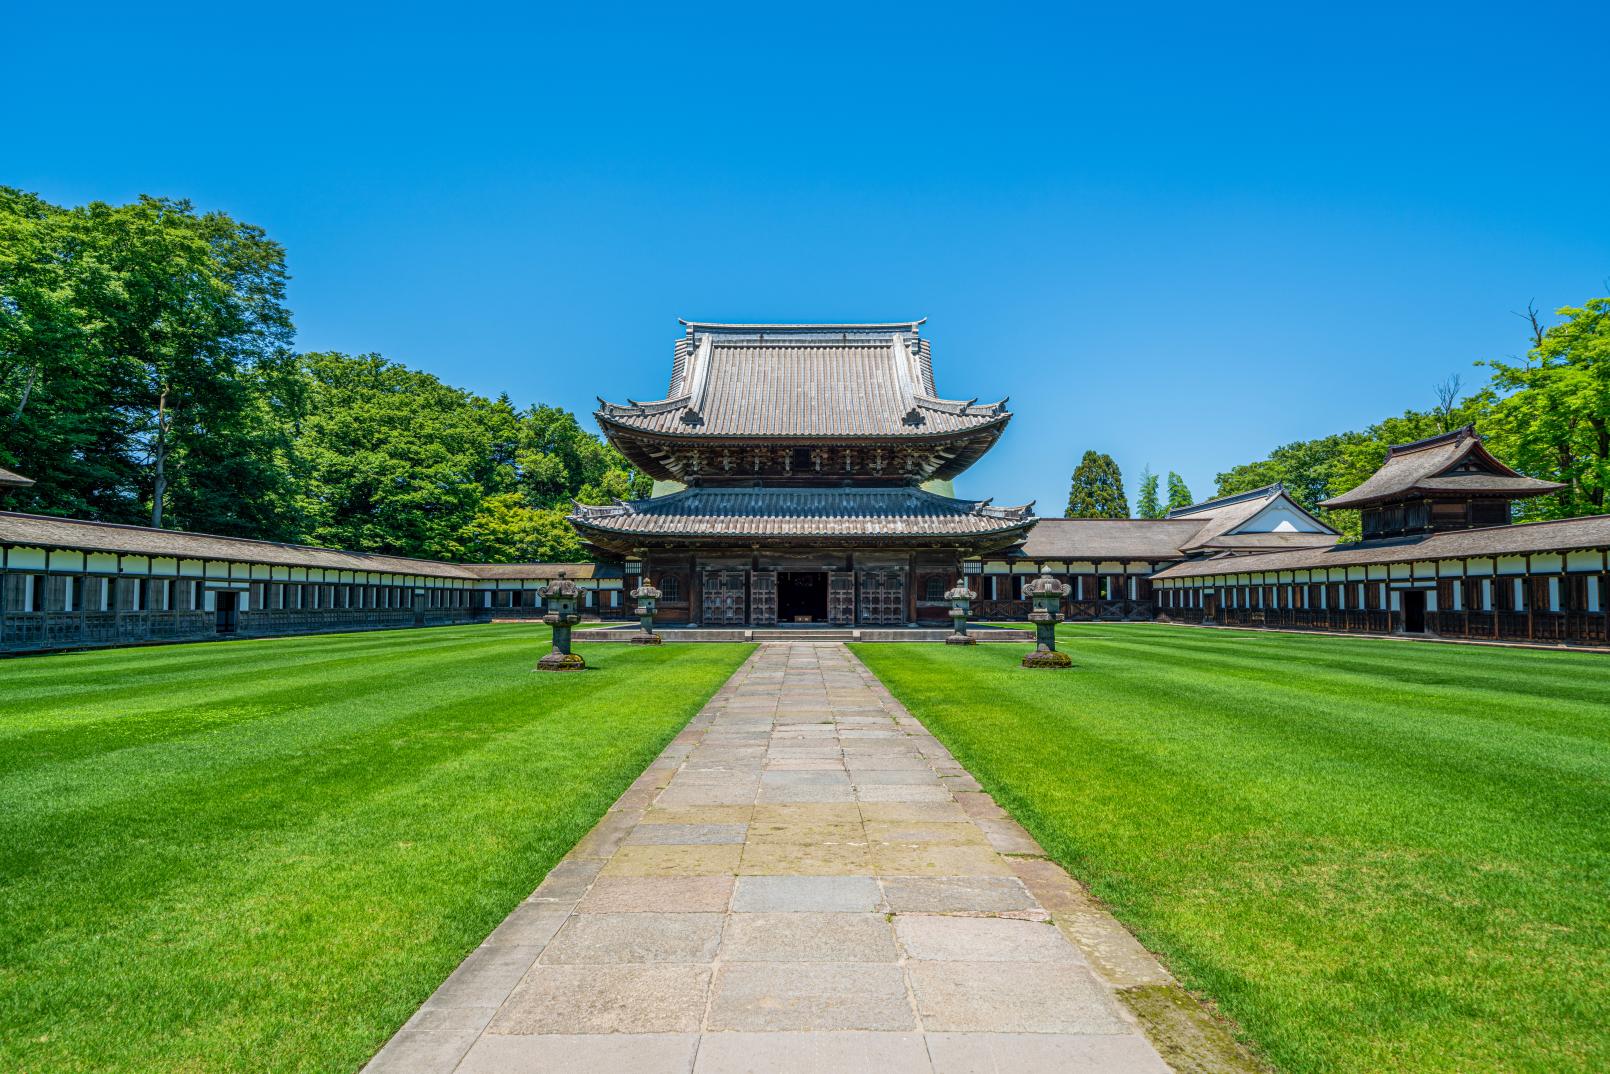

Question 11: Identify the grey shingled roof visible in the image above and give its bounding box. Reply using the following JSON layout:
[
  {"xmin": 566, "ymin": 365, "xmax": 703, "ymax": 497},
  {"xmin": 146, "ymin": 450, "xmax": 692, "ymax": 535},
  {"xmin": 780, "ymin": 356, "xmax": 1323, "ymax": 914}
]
[
  {"xmin": 0, "ymin": 511, "xmax": 592, "ymax": 581},
  {"xmin": 1167, "ymin": 484, "xmax": 1338, "ymax": 552},
  {"xmin": 598, "ymin": 324, "xmax": 1008, "ymax": 440},
  {"xmin": 1151, "ymin": 513, "xmax": 1610, "ymax": 580},
  {"xmin": 1012, "ymin": 518, "xmax": 1203, "ymax": 560},
  {"xmin": 570, "ymin": 486, "xmax": 1033, "ymax": 541},
  {"xmin": 0, "ymin": 466, "xmax": 34, "ymax": 489},
  {"xmin": 1320, "ymin": 427, "xmax": 1565, "ymax": 509},
  {"xmin": 456, "ymin": 562, "xmax": 619, "ymax": 580}
]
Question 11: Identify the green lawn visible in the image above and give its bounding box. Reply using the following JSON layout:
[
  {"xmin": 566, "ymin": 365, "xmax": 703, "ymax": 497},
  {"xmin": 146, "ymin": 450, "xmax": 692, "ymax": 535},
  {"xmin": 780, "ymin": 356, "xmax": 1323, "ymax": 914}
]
[
  {"xmin": 0, "ymin": 625, "xmax": 751, "ymax": 1074},
  {"xmin": 852, "ymin": 624, "xmax": 1610, "ymax": 1074}
]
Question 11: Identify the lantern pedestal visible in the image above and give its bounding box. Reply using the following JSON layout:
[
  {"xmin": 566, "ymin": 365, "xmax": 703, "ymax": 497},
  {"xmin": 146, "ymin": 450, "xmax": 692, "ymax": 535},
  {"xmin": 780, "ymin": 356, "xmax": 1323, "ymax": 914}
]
[
  {"xmin": 537, "ymin": 647, "xmax": 587, "ymax": 671},
  {"xmin": 1020, "ymin": 646, "xmax": 1072, "ymax": 668}
]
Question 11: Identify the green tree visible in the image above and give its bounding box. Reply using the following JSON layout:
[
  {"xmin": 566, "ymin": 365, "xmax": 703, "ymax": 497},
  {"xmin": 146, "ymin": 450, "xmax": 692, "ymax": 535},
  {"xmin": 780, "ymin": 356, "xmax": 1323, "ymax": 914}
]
[
  {"xmin": 459, "ymin": 493, "xmax": 588, "ymax": 562},
  {"xmin": 292, "ymin": 352, "xmax": 513, "ymax": 559},
  {"xmin": 1166, "ymin": 472, "xmax": 1193, "ymax": 512},
  {"xmin": 1, "ymin": 188, "xmax": 139, "ymax": 519},
  {"xmin": 88, "ymin": 196, "xmax": 296, "ymax": 532},
  {"xmin": 0, "ymin": 189, "xmax": 298, "ymax": 536},
  {"xmin": 1135, "ymin": 467, "xmax": 1162, "ymax": 519},
  {"xmin": 1065, "ymin": 450, "xmax": 1129, "ymax": 518},
  {"xmin": 1483, "ymin": 299, "xmax": 1610, "ymax": 518},
  {"xmin": 289, "ymin": 352, "xmax": 649, "ymax": 562}
]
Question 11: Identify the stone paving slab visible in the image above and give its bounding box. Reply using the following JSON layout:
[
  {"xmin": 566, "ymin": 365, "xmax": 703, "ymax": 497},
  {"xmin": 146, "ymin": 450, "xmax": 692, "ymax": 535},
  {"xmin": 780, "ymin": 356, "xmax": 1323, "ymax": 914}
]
[{"xmin": 365, "ymin": 643, "xmax": 1184, "ymax": 1073}]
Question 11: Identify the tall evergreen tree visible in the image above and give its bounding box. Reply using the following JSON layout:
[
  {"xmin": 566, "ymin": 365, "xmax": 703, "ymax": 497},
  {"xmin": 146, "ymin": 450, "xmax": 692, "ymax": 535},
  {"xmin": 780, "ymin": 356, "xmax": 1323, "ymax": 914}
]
[
  {"xmin": 1166, "ymin": 471, "xmax": 1194, "ymax": 512},
  {"xmin": 1136, "ymin": 467, "xmax": 1162, "ymax": 519},
  {"xmin": 1065, "ymin": 451, "xmax": 1129, "ymax": 518}
]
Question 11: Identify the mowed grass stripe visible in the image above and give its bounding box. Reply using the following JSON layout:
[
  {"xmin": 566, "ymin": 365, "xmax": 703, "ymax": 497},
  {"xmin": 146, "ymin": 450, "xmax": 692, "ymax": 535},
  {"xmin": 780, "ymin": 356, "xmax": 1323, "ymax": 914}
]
[
  {"xmin": 0, "ymin": 625, "xmax": 753, "ymax": 1074},
  {"xmin": 852, "ymin": 625, "xmax": 1610, "ymax": 1074},
  {"xmin": 0, "ymin": 629, "xmax": 587, "ymax": 787}
]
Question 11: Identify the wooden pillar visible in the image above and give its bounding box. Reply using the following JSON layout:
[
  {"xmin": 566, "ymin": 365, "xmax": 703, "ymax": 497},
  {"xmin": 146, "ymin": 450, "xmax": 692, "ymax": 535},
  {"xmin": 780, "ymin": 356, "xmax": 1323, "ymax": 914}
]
[
  {"xmin": 905, "ymin": 552, "xmax": 918, "ymax": 626},
  {"xmin": 1525, "ymin": 554, "xmax": 1534, "ymax": 640},
  {"xmin": 688, "ymin": 554, "xmax": 703, "ymax": 626}
]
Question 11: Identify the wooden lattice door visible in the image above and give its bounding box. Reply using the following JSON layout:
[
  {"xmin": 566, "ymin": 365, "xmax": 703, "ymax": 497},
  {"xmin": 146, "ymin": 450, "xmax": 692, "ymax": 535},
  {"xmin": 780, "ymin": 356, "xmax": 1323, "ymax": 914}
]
[
  {"xmin": 702, "ymin": 570, "xmax": 747, "ymax": 626},
  {"xmin": 749, "ymin": 571, "xmax": 777, "ymax": 626},
  {"xmin": 828, "ymin": 572, "xmax": 856, "ymax": 625},
  {"xmin": 858, "ymin": 570, "xmax": 906, "ymax": 625}
]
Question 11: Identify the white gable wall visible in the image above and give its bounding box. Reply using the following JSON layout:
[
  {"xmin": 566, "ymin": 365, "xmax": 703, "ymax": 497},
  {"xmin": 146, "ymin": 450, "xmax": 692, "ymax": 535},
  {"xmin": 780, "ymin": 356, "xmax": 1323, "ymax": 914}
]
[{"xmin": 1232, "ymin": 498, "xmax": 1330, "ymax": 535}]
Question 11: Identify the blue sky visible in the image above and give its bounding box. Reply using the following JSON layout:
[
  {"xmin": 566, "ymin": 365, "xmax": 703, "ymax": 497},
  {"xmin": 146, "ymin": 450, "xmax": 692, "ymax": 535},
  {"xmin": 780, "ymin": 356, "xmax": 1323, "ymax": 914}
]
[{"xmin": 6, "ymin": 1, "xmax": 1607, "ymax": 512}]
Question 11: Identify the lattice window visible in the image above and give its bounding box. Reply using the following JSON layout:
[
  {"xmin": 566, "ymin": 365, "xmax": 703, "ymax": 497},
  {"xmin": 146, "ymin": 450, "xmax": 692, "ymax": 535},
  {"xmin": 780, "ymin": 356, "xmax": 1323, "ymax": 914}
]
[
  {"xmin": 750, "ymin": 571, "xmax": 777, "ymax": 625},
  {"xmin": 858, "ymin": 570, "xmax": 906, "ymax": 625},
  {"xmin": 828, "ymin": 572, "xmax": 855, "ymax": 625},
  {"xmin": 703, "ymin": 570, "xmax": 746, "ymax": 626}
]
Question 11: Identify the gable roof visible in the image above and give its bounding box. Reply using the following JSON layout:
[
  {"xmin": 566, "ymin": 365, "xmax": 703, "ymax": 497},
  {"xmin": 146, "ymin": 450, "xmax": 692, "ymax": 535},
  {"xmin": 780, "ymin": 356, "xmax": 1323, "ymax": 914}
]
[
  {"xmin": 1150, "ymin": 513, "xmax": 1610, "ymax": 580},
  {"xmin": 1319, "ymin": 426, "xmax": 1565, "ymax": 509},
  {"xmin": 989, "ymin": 486, "xmax": 1340, "ymax": 564},
  {"xmin": 597, "ymin": 322, "xmax": 1009, "ymax": 442},
  {"xmin": 1168, "ymin": 484, "xmax": 1338, "ymax": 553},
  {"xmin": 0, "ymin": 466, "xmax": 34, "ymax": 490}
]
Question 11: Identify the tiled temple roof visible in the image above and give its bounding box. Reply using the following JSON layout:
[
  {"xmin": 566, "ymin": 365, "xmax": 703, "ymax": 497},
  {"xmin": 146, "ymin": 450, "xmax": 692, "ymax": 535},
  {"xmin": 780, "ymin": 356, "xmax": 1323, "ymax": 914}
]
[
  {"xmin": 1168, "ymin": 484, "xmax": 1338, "ymax": 553},
  {"xmin": 570, "ymin": 486, "xmax": 1034, "ymax": 548},
  {"xmin": 0, "ymin": 511, "xmax": 597, "ymax": 581},
  {"xmin": 1151, "ymin": 513, "xmax": 1610, "ymax": 580},
  {"xmin": 1319, "ymin": 427, "xmax": 1565, "ymax": 509},
  {"xmin": 597, "ymin": 323, "xmax": 1008, "ymax": 441},
  {"xmin": 1012, "ymin": 518, "xmax": 1206, "ymax": 560},
  {"xmin": 990, "ymin": 486, "xmax": 1340, "ymax": 564},
  {"xmin": 0, "ymin": 511, "xmax": 483, "ymax": 576}
]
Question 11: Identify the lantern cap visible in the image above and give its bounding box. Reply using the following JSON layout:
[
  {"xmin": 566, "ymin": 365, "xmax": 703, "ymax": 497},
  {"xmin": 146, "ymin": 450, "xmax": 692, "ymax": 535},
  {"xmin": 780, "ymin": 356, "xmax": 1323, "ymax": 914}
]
[
  {"xmin": 944, "ymin": 580, "xmax": 977, "ymax": 601},
  {"xmin": 542, "ymin": 570, "xmax": 582, "ymax": 599},
  {"xmin": 1022, "ymin": 567, "xmax": 1070, "ymax": 599}
]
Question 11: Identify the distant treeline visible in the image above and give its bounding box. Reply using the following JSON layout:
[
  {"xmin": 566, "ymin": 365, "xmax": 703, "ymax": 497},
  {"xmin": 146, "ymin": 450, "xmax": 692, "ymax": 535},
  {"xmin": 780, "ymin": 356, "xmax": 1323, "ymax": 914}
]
[
  {"xmin": 0, "ymin": 187, "xmax": 649, "ymax": 562},
  {"xmin": 1065, "ymin": 297, "xmax": 1609, "ymax": 540}
]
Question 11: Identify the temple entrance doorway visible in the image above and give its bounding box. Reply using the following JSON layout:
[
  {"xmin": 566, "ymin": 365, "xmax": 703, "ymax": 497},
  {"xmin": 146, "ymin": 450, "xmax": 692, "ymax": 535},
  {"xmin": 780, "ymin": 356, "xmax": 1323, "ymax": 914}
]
[
  {"xmin": 214, "ymin": 591, "xmax": 239, "ymax": 635},
  {"xmin": 1401, "ymin": 590, "xmax": 1427, "ymax": 634},
  {"xmin": 778, "ymin": 571, "xmax": 828, "ymax": 623}
]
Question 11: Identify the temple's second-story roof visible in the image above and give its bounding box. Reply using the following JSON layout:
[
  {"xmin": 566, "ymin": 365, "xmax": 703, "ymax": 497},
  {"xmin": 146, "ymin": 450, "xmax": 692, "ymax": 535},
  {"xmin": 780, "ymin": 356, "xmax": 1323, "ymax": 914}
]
[
  {"xmin": 1319, "ymin": 427, "xmax": 1566, "ymax": 509},
  {"xmin": 595, "ymin": 322, "xmax": 1011, "ymax": 482}
]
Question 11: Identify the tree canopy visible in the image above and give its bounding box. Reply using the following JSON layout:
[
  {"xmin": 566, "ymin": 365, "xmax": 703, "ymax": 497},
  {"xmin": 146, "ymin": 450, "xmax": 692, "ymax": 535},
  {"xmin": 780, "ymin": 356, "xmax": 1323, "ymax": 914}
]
[
  {"xmin": 1136, "ymin": 467, "xmax": 1163, "ymax": 519},
  {"xmin": 1165, "ymin": 472, "xmax": 1193, "ymax": 512},
  {"xmin": 1065, "ymin": 451, "xmax": 1129, "ymax": 518},
  {"xmin": 0, "ymin": 187, "xmax": 649, "ymax": 562}
]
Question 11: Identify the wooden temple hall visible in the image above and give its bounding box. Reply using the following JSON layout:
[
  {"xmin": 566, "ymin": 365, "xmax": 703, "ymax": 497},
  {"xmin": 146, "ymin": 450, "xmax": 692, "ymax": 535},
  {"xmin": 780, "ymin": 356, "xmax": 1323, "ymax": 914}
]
[
  {"xmin": 572, "ymin": 321, "xmax": 1034, "ymax": 627},
  {"xmin": 4, "ymin": 319, "xmax": 1610, "ymax": 653}
]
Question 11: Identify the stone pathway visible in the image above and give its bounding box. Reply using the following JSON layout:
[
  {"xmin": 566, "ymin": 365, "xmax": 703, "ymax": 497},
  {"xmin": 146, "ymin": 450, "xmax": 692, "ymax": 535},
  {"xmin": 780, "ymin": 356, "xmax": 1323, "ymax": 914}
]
[{"xmin": 366, "ymin": 643, "xmax": 1178, "ymax": 1073}]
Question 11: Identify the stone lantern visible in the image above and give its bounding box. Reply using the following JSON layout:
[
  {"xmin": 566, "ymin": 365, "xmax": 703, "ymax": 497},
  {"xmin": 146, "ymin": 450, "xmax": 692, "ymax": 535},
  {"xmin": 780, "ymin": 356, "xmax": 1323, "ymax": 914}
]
[
  {"xmin": 943, "ymin": 580, "xmax": 977, "ymax": 645},
  {"xmin": 536, "ymin": 573, "xmax": 585, "ymax": 672},
  {"xmin": 630, "ymin": 578, "xmax": 663, "ymax": 645},
  {"xmin": 1021, "ymin": 567, "xmax": 1072, "ymax": 669}
]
